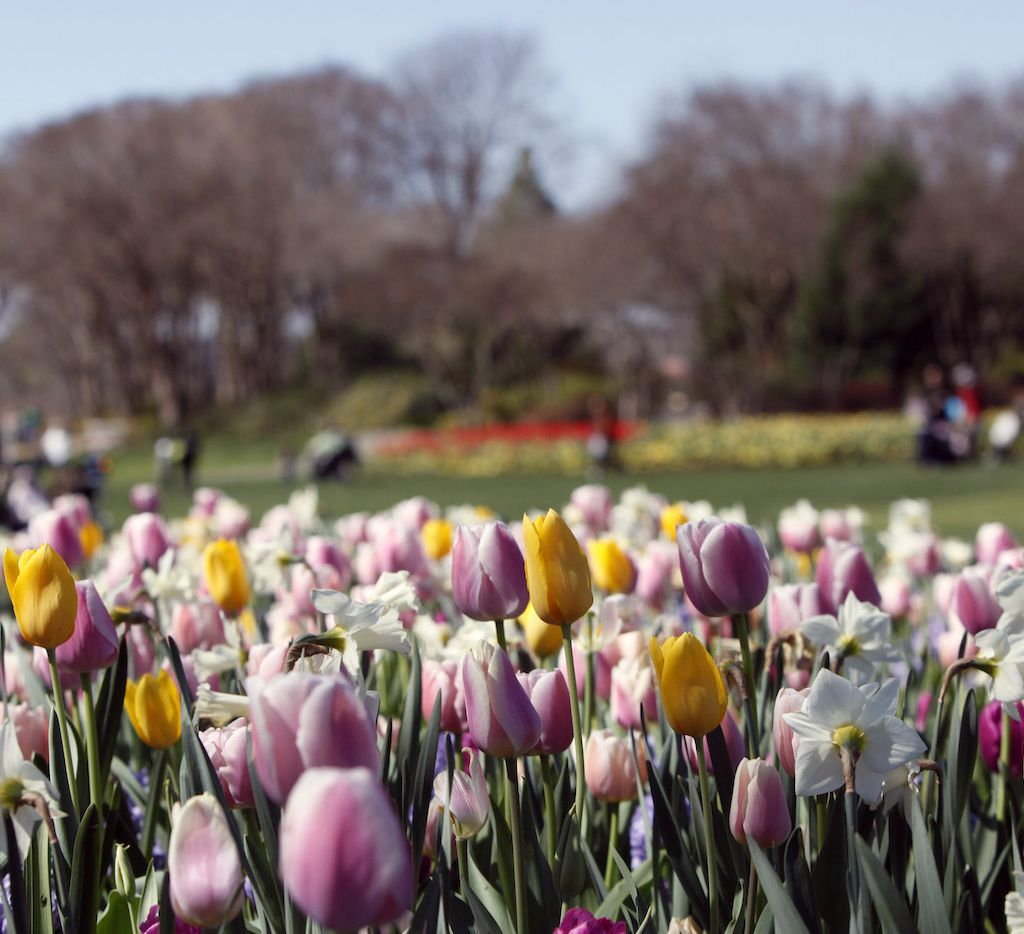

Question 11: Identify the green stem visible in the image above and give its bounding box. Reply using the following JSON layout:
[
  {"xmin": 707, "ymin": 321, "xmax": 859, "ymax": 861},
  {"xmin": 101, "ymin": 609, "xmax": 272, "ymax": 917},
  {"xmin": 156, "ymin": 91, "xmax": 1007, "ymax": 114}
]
[
  {"xmin": 79, "ymin": 673, "xmax": 104, "ymax": 809},
  {"xmin": 504, "ymin": 757, "xmax": 527, "ymax": 934},
  {"xmin": 997, "ymin": 708, "xmax": 1011, "ymax": 822},
  {"xmin": 921, "ymin": 688, "xmax": 947, "ymax": 817},
  {"xmin": 603, "ymin": 805, "xmax": 619, "ymax": 889},
  {"xmin": 734, "ymin": 613, "xmax": 760, "ymax": 755},
  {"xmin": 844, "ymin": 789, "xmax": 861, "ymax": 930},
  {"xmin": 744, "ymin": 859, "xmax": 758, "ymax": 934},
  {"xmin": 561, "ymin": 624, "xmax": 587, "ymax": 829},
  {"xmin": 495, "ymin": 618, "xmax": 507, "ymax": 652},
  {"xmin": 541, "ymin": 755, "xmax": 558, "ymax": 867},
  {"xmin": 696, "ymin": 739, "xmax": 718, "ymax": 934},
  {"xmin": 815, "ymin": 796, "xmax": 827, "ymax": 859},
  {"xmin": 141, "ymin": 751, "xmax": 167, "ymax": 859},
  {"xmin": 457, "ymin": 837, "xmax": 470, "ymax": 897},
  {"xmin": 47, "ymin": 650, "xmax": 80, "ymax": 818}
]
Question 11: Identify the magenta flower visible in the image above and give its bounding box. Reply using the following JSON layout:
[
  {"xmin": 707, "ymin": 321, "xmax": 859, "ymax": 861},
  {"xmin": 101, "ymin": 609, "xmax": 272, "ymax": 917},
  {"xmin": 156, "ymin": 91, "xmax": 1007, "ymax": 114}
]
[
  {"xmin": 55, "ymin": 580, "xmax": 119, "ymax": 673},
  {"xmin": 980, "ymin": 700, "xmax": 1024, "ymax": 778},
  {"xmin": 815, "ymin": 539, "xmax": 881, "ymax": 615},
  {"xmin": 200, "ymin": 718, "xmax": 254, "ymax": 808},
  {"xmin": 451, "ymin": 522, "xmax": 529, "ymax": 621},
  {"xmin": 518, "ymin": 668, "xmax": 573, "ymax": 755},
  {"xmin": 554, "ymin": 907, "xmax": 628, "ymax": 933},
  {"xmin": 460, "ymin": 643, "xmax": 541, "ymax": 758},
  {"xmin": 951, "ymin": 566, "xmax": 1001, "ymax": 634},
  {"xmin": 730, "ymin": 757, "xmax": 792, "ymax": 847},
  {"xmin": 677, "ymin": 518, "xmax": 770, "ymax": 617},
  {"xmin": 767, "ymin": 583, "xmax": 826, "ymax": 636}
]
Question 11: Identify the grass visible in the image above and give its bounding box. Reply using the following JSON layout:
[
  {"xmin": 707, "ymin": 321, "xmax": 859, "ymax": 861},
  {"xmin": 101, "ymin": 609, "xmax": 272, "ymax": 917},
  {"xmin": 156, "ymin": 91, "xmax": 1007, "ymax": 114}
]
[{"xmin": 97, "ymin": 438, "xmax": 1024, "ymax": 541}]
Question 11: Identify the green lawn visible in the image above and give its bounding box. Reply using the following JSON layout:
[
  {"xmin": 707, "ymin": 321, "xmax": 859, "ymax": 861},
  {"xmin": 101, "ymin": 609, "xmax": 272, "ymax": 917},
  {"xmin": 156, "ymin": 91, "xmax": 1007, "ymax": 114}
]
[{"xmin": 97, "ymin": 439, "xmax": 1024, "ymax": 541}]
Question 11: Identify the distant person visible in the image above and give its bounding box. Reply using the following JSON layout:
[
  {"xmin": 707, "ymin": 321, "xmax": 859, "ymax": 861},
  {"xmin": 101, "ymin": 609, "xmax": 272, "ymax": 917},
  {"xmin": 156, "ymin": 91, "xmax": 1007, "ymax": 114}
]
[
  {"xmin": 587, "ymin": 397, "xmax": 619, "ymax": 473},
  {"xmin": 952, "ymin": 363, "xmax": 982, "ymax": 457},
  {"xmin": 154, "ymin": 436, "xmax": 175, "ymax": 487},
  {"xmin": 916, "ymin": 364, "xmax": 955, "ymax": 464},
  {"xmin": 181, "ymin": 428, "xmax": 200, "ymax": 489},
  {"xmin": 40, "ymin": 422, "xmax": 72, "ymax": 467}
]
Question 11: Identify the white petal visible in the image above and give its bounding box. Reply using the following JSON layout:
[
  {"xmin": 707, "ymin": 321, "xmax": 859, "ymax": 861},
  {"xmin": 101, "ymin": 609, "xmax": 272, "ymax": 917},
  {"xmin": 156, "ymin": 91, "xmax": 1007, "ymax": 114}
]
[
  {"xmin": 784, "ymin": 712, "xmax": 832, "ymax": 742},
  {"xmin": 804, "ymin": 669, "xmax": 865, "ymax": 728},
  {"xmin": 854, "ymin": 766, "xmax": 884, "ymax": 806},
  {"xmin": 794, "ymin": 739, "xmax": 844, "ymax": 797},
  {"xmin": 860, "ymin": 716, "xmax": 927, "ymax": 773},
  {"xmin": 860, "ymin": 679, "xmax": 900, "ymax": 723},
  {"xmin": 801, "ymin": 616, "xmax": 841, "ymax": 647}
]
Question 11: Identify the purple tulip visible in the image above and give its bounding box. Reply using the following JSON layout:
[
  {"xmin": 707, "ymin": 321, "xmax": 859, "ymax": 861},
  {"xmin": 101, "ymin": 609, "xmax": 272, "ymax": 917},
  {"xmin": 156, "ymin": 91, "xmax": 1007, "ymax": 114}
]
[
  {"xmin": 248, "ymin": 673, "xmax": 379, "ymax": 804},
  {"xmin": 200, "ymin": 719, "xmax": 254, "ymax": 808},
  {"xmin": 772, "ymin": 687, "xmax": 808, "ymax": 777},
  {"xmin": 730, "ymin": 758, "xmax": 791, "ymax": 847},
  {"xmin": 677, "ymin": 518, "xmax": 770, "ymax": 617},
  {"xmin": 633, "ymin": 542, "xmax": 676, "ymax": 608},
  {"xmin": 980, "ymin": 700, "xmax": 1024, "ymax": 778},
  {"xmin": 54, "ymin": 580, "xmax": 119, "ymax": 673},
  {"xmin": 460, "ymin": 643, "xmax": 541, "ymax": 758},
  {"xmin": 422, "ymin": 659, "xmax": 467, "ymax": 734},
  {"xmin": 815, "ymin": 539, "xmax": 881, "ymax": 615},
  {"xmin": 518, "ymin": 668, "xmax": 573, "ymax": 755},
  {"xmin": 280, "ymin": 767, "xmax": 412, "ymax": 930},
  {"xmin": 686, "ymin": 707, "xmax": 746, "ymax": 775},
  {"xmin": 767, "ymin": 583, "xmax": 826, "ymax": 636},
  {"xmin": 570, "ymin": 484, "xmax": 614, "ymax": 531},
  {"xmin": 952, "ymin": 566, "xmax": 1002, "ymax": 634},
  {"xmin": 977, "ymin": 522, "xmax": 1017, "ymax": 566},
  {"xmin": 555, "ymin": 907, "xmax": 628, "ymax": 934},
  {"xmin": 451, "ymin": 523, "xmax": 529, "ymax": 621},
  {"xmin": 122, "ymin": 512, "xmax": 171, "ymax": 568},
  {"xmin": 28, "ymin": 509, "xmax": 84, "ymax": 569},
  {"xmin": 130, "ymin": 483, "xmax": 161, "ymax": 514},
  {"xmin": 139, "ymin": 906, "xmax": 200, "ymax": 934},
  {"xmin": 168, "ymin": 794, "xmax": 244, "ymax": 927}
]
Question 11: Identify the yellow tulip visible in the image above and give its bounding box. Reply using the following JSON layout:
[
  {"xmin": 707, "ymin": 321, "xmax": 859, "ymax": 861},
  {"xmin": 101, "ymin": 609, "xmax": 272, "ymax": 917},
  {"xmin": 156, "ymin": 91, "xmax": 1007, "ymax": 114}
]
[
  {"xmin": 660, "ymin": 503, "xmax": 688, "ymax": 541},
  {"xmin": 650, "ymin": 633, "xmax": 727, "ymax": 738},
  {"xmin": 587, "ymin": 538, "xmax": 635, "ymax": 594},
  {"xmin": 422, "ymin": 518, "xmax": 453, "ymax": 560},
  {"xmin": 125, "ymin": 670, "xmax": 181, "ymax": 748},
  {"xmin": 522, "ymin": 509, "xmax": 593, "ymax": 627},
  {"xmin": 3, "ymin": 545, "xmax": 77, "ymax": 648},
  {"xmin": 202, "ymin": 539, "xmax": 250, "ymax": 616},
  {"xmin": 519, "ymin": 601, "xmax": 564, "ymax": 658},
  {"xmin": 79, "ymin": 521, "xmax": 104, "ymax": 559}
]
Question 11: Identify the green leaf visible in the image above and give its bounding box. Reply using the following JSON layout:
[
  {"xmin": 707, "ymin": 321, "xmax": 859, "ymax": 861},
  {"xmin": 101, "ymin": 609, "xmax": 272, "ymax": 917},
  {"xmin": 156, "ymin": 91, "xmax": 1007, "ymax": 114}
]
[
  {"xmin": 595, "ymin": 858, "xmax": 654, "ymax": 921},
  {"xmin": 71, "ymin": 803, "xmax": 104, "ymax": 934},
  {"xmin": 467, "ymin": 846, "xmax": 515, "ymax": 934},
  {"xmin": 395, "ymin": 640, "xmax": 423, "ymax": 819},
  {"xmin": 518, "ymin": 772, "xmax": 561, "ymax": 932},
  {"xmin": 95, "ymin": 637, "xmax": 129, "ymax": 776},
  {"xmin": 96, "ymin": 891, "xmax": 134, "ymax": 934},
  {"xmin": 749, "ymin": 840, "xmax": 812, "ymax": 934},
  {"xmin": 27, "ymin": 826, "xmax": 55, "ymax": 934},
  {"xmin": 784, "ymin": 830, "xmax": 822, "ymax": 934},
  {"xmin": 855, "ymin": 836, "xmax": 916, "ymax": 933},
  {"xmin": 158, "ymin": 872, "xmax": 175, "ymax": 934},
  {"xmin": 409, "ymin": 692, "xmax": 441, "ymax": 866},
  {"xmin": 245, "ymin": 833, "xmax": 285, "ymax": 933},
  {"xmin": 909, "ymin": 799, "xmax": 952, "ymax": 934},
  {"xmin": 3, "ymin": 813, "xmax": 30, "ymax": 934}
]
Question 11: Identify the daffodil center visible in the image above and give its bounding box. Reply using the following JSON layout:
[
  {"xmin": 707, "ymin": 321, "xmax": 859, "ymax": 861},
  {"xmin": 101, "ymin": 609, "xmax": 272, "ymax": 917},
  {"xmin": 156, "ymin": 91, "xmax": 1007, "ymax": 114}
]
[
  {"xmin": 838, "ymin": 634, "xmax": 860, "ymax": 657},
  {"xmin": 0, "ymin": 777, "xmax": 25, "ymax": 810},
  {"xmin": 320, "ymin": 625, "xmax": 349, "ymax": 653},
  {"xmin": 832, "ymin": 724, "xmax": 866, "ymax": 753}
]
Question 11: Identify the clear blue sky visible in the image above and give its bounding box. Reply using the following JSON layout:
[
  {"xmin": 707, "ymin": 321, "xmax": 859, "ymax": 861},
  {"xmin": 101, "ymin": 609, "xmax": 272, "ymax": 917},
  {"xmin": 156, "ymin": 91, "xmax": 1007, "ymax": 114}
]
[{"xmin": 4, "ymin": 1, "xmax": 1023, "ymax": 207}]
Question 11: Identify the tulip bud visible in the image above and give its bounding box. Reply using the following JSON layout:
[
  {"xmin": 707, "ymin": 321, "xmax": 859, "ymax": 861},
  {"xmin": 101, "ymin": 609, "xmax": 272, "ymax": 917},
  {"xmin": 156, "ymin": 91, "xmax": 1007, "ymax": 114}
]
[
  {"xmin": 249, "ymin": 672, "xmax": 379, "ymax": 805},
  {"xmin": 570, "ymin": 484, "xmax": 614, "ymax": 531},
  {"xmin": 977, "ymin": 522, "xmax": 1016, "ymax": 566},
  {"xmin": 421, "ymin": 518, "xmax": 453, "ymax": 560},
  {"xmin": 951, "ymin": 566, "xmax": 1001, "ymax": 634},
  {"xmin": 555, "ymin": 907, "xmax": 629, "ymax": 934},
  {"xmin": 816, "ymin": 540, "xmax": 880, "ymax": 615},
  {"xmin": 767, "ymin": 584, "xmax": 826, "ymax": 636},
  {"xmin": 169, "ymin": 793, "xmax": 244, "ymax": 927},
  {"xmin": 584, "ymin": 729, "xmax": 647, "ymax": 802},
  {"xmin": 114, "ymin": 844, "xmax": 135, "ymax": 899},
  {"xmin": 772, "ymin": 687, "xmax": 809, "ymax": 777},
  {"xmin": 0, "ymin": 703, "xmax": 49, "ymax": 762},
  {"xmin": 125, "ymin": 670, "xmax": 182, "ymax": 749},
  {"xmin": 676, "ymin": 519, "xmax": 770, "ymax": 617},
  {"xmin": 522, "ymin": 509, "xmax": 594, "ymax": 626},
  {"xmin": 778, "ymin": 500, "xmax": 820, "ymax": 553},
  {"xmin": 79, "ymin": 521, "xmax": 103, "ymax": 560},
  {"xmin": 878, "ymin": 574, "xmax": 912, "ymax": 619},
  {"xmin": 451, "ymin": 523, "xmax": 529, "ymax": 621},
  {"xmin": 610, "ymin": 656, "xmax": 657, "ymax": 730},
  {"xmin": 200, "ymin": 718, "xmax": 254, "ymax": 808},
  {"xmin": 202, "ymin": 539, "xmax": 250, "ymax": 616},
  {"xmin": 130, "ymin": 483, "xmax": 161, "ymax": 514},
  {"xmin": 729, "ymin": 758, "xmax": 791, "ymax": 847},
  {"xmin": 518, "ymin": 669, "xmax": 573, "ymax": 755},
  {"xmin": 123, "ymin": 512, "xmax": 171, "ymax": 568},
  {"xmin": 433, "ymin": 750, "xmax": 489, "ymax": 838},
  {"xmin": 634, "ymin": 543, "xmax": 676, "ymax": 608},
  {"xmin": 979, "ymin": 700, "xmax": 1024, "ymax": 778},
  {"xmin": 4, "ymin": 545, "xmax": 78, "ymax": 648},
  {"xmin": 461, "ymin": 642, "xmax": 542, "ymax": 758},
  {"xmin": 587, "ymin": 538, "xmax": 636, "ymax": 594},
  {"xmin": 280, "ymin": 767, "xmax": 412, "ymax": 930},
  {"xmin": 519, "ymin": 601, "xmax": 564, "ymax": 658},
  {"xmin": 650, "ymin": 633, "xmax": 727, "ymax": 738},
  {"xmin": 28, "ymin": 509, "xmax": 85, "ymax": 569},
  {"xmin": 55, "ymin": 580, "xmax": 119, "ymax": 673},
  {"xmin": 422, "ymin": 660, "xmax": 466, "ymax": 734}
]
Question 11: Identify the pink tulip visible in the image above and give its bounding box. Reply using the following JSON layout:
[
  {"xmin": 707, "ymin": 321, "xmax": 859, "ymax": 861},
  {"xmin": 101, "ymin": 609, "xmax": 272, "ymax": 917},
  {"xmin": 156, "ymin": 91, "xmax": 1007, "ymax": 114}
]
[
  {"xmin": 767, "ymin": 584, "xmax": 826, "ymax": 636},
  {"xmin": 460, "ymin": 643, "xmax": 541, "ymax": 758},
  {"xmin": 687, "ymin": 707, "xmax": 746, "ymax": 776},
  {"xmin": 879, "ymin": 575, "xmax": 912, "ymax": 619},
  {"xmin": 422, "ymin": 660, "xmax": 467, "ymax": 734},
  {"xmin": 373, "ymin": 518, "xmax": 428, "ymax": 577},
  {"xmin": 248, "ymin": 673, "xmax": 379, "ymax": 804},
  {"xmin": 53, "ymin": 493, "xmax": 93, "ymax": 531},
  {"xmin": 335, "ymin": 512, "xmax": 371, "ymax": 549},
  {"xmin": 555, "ymin": 908, "xmax": 628, "ymax": 934},
  {"xmin": 138, "ymin": 906, "xmax": 200, "ymax": 934},
  {"xmin": 677, "ymin": 518, "xmax": 770, "ymax": 617},
  {"xmin": 819, "ymin": 509, "xmax": 853, "ymax": 542},
  {"xmin": 977, "ymin": 522, "xmax": 1017, "ymax": 566},
  {"xmin": 951, "ymin": 566, "xmax": 1001, "ymax": 634},
  {"xmin": 634, "ymin": 543, "xmax": 676, "ymax": 608},
  {"xmin": 518, "ymin": 669, "xmax": 573, "ymax": 755},
  {"xmin": 915, "ymin": 692, "xmax": 932, "ymax": 733},
  {"xmin": 980, "ymin": 701, "xmax": 1024, "ymax": 778},
  {"xmin": 570, "ymin": 484, "xmax": 614, "ymax": 531},
  {"xmin": 200, "ymin": 719, "xmax": 254, "ymax": 808},
  {"xmin": 28, "ymin": 508, "xmax": 84, "ymax": 569},
  {"xmin": 584, "ymin": 729, "xmax": 647, "ymax": 802},
  {"xmin": 772, "ymin": 687, "xmax": 808, "ymax": 777},
  {"xmin": 353, "ymin": 542, "xmax": 382, "ymax": 586},
  {"xmin": 305, "ymin": 536, "xmax": 351, "ymax": 585},
  {"xmin": 192, "ymin": 487, "xmax": 222, "ymax": 517},
  {"xmin": 170, "ymin": 602, "xmax": 226, "ymax": 655},
  {"xmin": 280, "ymin": 767, "xmax": 412, "ymax": 930},
  {"xmin": 55, "ymin": 580, "xmax": 119, "ymax": 673},
  {"xmin": 246, "ymin": 643, "xmax": 288, "ymax": 679},
  {"xmin": 778, "ymin": 511, "xmax": 820, "ymax": 553},
  {"xmin": 393, "ymin": 496, "xmax": 439, "ymax": 530},
  {"xmin": 0, "ymin": 703, "xmax": 49, "ymax": 762},
  {"xmin": 168, "ymin": 794, "xmax": 244, "ymax": 927},
  {"xmin": 936, "ymin": 625, "xmax": 977, "ymax": 668},
  {"xmin": 730, "ymin": 758, "xmax": 791, "ymax": 847},
  {"xmin": 559, "ymin": 643, "xmax": 612, "ymax": 701},
  {"xmin": 451, "ymin": 523, "xmax": 529, "ymax": 621},
  {"xmin": 123, "ymin": 512, "xmax": 172, "ymax": 568},
  {"xmin": 130, "ymin": 483, "xmax": 161, "ymax": 514},
  {"xmin": 103, "ymin": 547, "xmax": 143, "ymax": 605},
  {"xmin": 816, "ymin": 539, "xmax": 881, "ymax": 615},
  {"xmin": 433, "ymin": 749, "xmax": 490, "ymax": 838},
  {"xmin": 610, "ymin": 657, "xmax": 657, "ymax": 730}
]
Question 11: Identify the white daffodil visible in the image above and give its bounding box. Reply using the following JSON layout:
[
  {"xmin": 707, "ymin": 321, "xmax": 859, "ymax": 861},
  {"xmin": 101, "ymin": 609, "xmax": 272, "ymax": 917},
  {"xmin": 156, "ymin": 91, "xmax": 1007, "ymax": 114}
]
[
  {"xmin": 879, "ymin": 763, "xmax": 920, "ymax": 815},
  {"xmin": 194, "ymin": 684, "xmax": 251, "ymax": 726},
  {"xmin": 287, "ymin": 486, "xmax": 320, "ymax": 531},
  {"xmin": 996, "ymin": 570, "xmax": 1024, "ymax": 615},
  {"xmin": 784, "ymin": 669, "xmax": 927, "ymax": 802},
  {"xmin": 575, "ymin": 595, "xmax": 630, "ymax": 654},
  {"xmin": 801, "ymin": 592, "xmax": 902, "ymax": 682},
  {"xmin": 888, "ymin": 499, "xmax": 932, "ymax": 532},
  {"xmin": 358, "ymin": 571, "xmax": 419, "ymax": 615},
  {"xmin": 0, "ymin": 723, "xmax": 64, "ymax": 859},
  {"xmin": 193, "ymin": 644, "xmax": 244, "ymax": 683},
  {"xmin": 141, "ymin": 548, "xmax": 194, "ymax": 624},
  {"xmin": 940, "ymin": 538, "xmax": 974, "ymax": 571},
  {"xmin": 1007, "ymin": 871, "xmax": 1024, "ymax": 934},
  {"xmin": 243, "ymin": 535, "xmax": 294, "ymax": 594},
  {"xmin": 311, "ymin": 584, "xmax": 412, "ymax": 677},
  {"xmin": 973, "ymin": 613, "xmax": 1024, "ymax": 714}
]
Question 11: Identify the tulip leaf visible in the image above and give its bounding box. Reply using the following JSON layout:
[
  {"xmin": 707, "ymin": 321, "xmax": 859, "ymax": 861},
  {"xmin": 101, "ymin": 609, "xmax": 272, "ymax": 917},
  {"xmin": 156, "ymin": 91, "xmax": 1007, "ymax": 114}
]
[
  {"xmin": 855, "ymin": 836, "xmax": 916, "ymax": 933},
  {"xmin": 95, "ymin": 637, "xmax": 129, "ymax": 775},
  {"xmin": 784, "ymin": 830, "xmax": 822, "ymax": 934},
  {"xmin": 909, "ymin": 799, "xmax": 952, "ymax": 934},
  {"xmin": 395, "ymin": 640, "xmax": 424, "ymax": 818},
  {"xmin": 595, "ymin": 857, "xmax": 653, "ymax": 921},
  {"xmin": 3, "ymin": 813, "xmax": 30, "ymax": 934},
  {"xmin": 410, "ymin": 693, "xmax": 441, "ymax": 867},
  {"xmin": 518, "ymin": 774, "xmax": 562, "ymax": 932},
  {"xmin": 158, "ymin": 872, "xmax": 175, "ymax": 934},
  {"xmin": 467, "ymin": 847, "xmax": 515, "ymax": 934},
  {"xmin": 27, "ymin": 827, "xmax": 54, "ymax": 934},
  {"xmin": 48, "ymin": 707, "xmax": 79, "ymax": 854},
  {"xmin": 96, "ymin": 891, "xmax": 132, "ymax": 934},
  {"xmin": 164, "ymin": 636, "xmax": 194, "ymax": 713},
  {"xmin": 811, "ymin": 794, "xmax": 849, "ymax": 933},
  {"xmin": 71, "ymin": 803, "xmax": 103, "ymax": 934},
  {"xmin": 244, "ymin": 833, "xmax": 285, "ymax": 933},
  {"xmin": 409, "ymin": 871, "xmax": 442, "ymax": 933},
  {"xmin": 749, "ymin": 840, "xmax": 811, "ymax": 934},
  {"xmin": 707, "ymin": 725, "xmax": 734, "ymax": 816}
]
